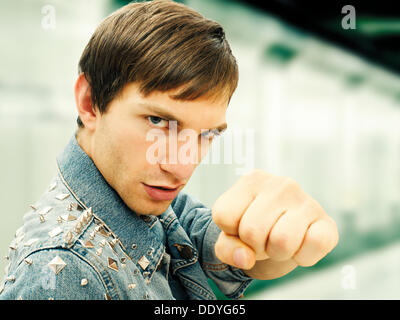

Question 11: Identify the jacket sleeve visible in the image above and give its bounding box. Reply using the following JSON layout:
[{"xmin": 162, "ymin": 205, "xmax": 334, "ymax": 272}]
[
  {"xmin": 172, "ymin": 192, "xmax": 253, "ymax": 299},
  {"xmin": 0, "ymin": 248, "xmax": 108, "ymax": 300}
]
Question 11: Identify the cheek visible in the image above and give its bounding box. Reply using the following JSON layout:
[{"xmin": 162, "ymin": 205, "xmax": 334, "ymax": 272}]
[
  {"xmin": 97, "ymin": 114, "xmax": 158, "ymax": 180},
  {"xmin": 112, "ymin": 126, "xmax": 154, "ymax": 171}
]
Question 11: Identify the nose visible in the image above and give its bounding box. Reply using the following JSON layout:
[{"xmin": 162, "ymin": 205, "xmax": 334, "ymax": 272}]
[
  {"xmin": 159, "ymin": 161, "xmax": 197, "ymax": 183},
  {"xmin": 158, "ymin": 135, "xmax": 200, "ymax": 182}
]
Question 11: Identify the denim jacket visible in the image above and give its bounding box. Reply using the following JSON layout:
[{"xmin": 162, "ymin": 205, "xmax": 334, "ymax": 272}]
[{"xmin": 0, "ymin": 134, "xmax": 253, "ymax": 300}]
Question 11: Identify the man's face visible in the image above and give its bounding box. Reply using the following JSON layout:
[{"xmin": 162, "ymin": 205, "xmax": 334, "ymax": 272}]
[{"xmin": 87, "ymin": 82, "xmax": 228, "ymax": 216}]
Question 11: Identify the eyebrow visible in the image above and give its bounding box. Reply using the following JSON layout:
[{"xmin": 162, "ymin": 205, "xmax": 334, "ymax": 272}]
[{"xmin": 138, "ymin": 102, "xmax": 228, "ymax": 133}]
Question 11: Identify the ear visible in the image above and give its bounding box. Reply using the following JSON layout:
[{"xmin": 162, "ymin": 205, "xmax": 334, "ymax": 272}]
[{"xmin": 74, "ymin": 73, "xmax": 98, "ymax": 132}]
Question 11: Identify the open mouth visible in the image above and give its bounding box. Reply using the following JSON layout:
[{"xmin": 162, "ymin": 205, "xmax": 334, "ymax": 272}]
[
  {"xmin": 152, "ymin": 186, "xmax": 176, "ymax": 191},
  {"xmin": 141, "ymin": 183, "xmax": 181, "ymax": 201}
]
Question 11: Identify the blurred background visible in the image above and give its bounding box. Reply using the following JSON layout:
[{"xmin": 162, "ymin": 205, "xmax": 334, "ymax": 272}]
[{"xmin": 1, "ymin": 0, "xmax": 399, "ymax": 299}]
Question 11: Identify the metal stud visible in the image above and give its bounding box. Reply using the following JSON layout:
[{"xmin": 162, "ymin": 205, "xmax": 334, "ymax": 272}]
[
  {"xmin": 57, "ymin": 216, "xmax": 63, "ymax": 224},
  {"xmin": 138, "ymin": 255, "xmax": 150, "ymax": 270},
  {"xmin": 61, "ymin": 214, "xmax": 77, "ymax": 222},
  {"xmin": 133, "ymin": 269, "xmax": 139, "ymax": 276},
  {"xmin": 141, "ymin": 215, "xmax": 152, "ymax": 223},
  {"xmin": 173, "ymin": 243, "xmax": 194, "ymax": 260},
  {"xmin": 9, "ymin": 244, "xmax": 17, "ymax": 250},
  {"xmin": 48, "ymin": 182, "xmax": 57, "ymax": 192},
  {"xmin": 80, "ymin": 278, "xmax": 88, "ymax": 287},
  {"xmin": 108, "ymin": 239, "xmax": 119, "ymax": 253},
  {"xmin": 6, "ymin": 275, "xmax": 16, "ymax": 282},
  {"xmin": 74, "ymin": 221, "xmax": 83, "ymax": 234},
  {"xmin": 24, "ymin": 238, "xmax": 39, "ymax": 247},
  {"xmin": 64, "ymin": 231, "xmax": 73, "ymax": 245},
  {"xmin": 128, "ymin": 283, "xmax": 136, "ymax": 290},
  {"xmin": 24, "ymin": 258, "xmax": 33, "ymax": 266},
  {"xmin": 47, "ymin": 256, "xmax": 67, "ymax": 275},
  {"xmin": 15, "ymin": 226, "xmax": 24, "ymax": 238},
  {"xmin": 131, "ymin": 244, "xmax": 137, "ymax": 250},
  {"xmin": 107, "ymin": 257, "xmax": 119, "ymax": 272},
  {"xmin": 97, "ymin": 227, "xmax": 109, "ymax": 238},
  {"xmin": 104, "ymin": 294, "xmax": 111, "ymax": 300},
  {"xmin": 99, "ymin": 239, "xmax": 106, "ymax": 247},
  {"xmin": 99, "ymin": 229, "xmax": 110, "ymax": 238},
  {"xmin": 55, "ymin": 193, "xmax": 70, "ymax": 201},
  {"xmin": 81, "ymin": 214, "xmax": 90, "ymax": 225},
  {"xmin": 41, "ymin": 206, "xmax": 53, "ymax": 215},
  {"xmin": 82, "ymin": 208, "xmax": 93, "ymax": 224},
  {"xmin": 96, "ymin": 248, "xmax": 103, "ymax": 256},
  {"xmin": 89, "ymin": 231, "xmax": 96, "ymax": 240},
  {"xmin": 83, "ymin": 240, "xmax": 95, "ymax": 248},
  {"xmin": 108, "ymin": 241, "xmax": 115, "ymax": 251},
  {"xmin": 48, "ymin": 226, "xmax": 63, "ymax": 238},
  {"xmin": 17, "ymin": 296, "xmax": 23, "ymax": 300},
  {"xmin": 39, "ymin": 214, "xmax": 46, "ymax": 223}
]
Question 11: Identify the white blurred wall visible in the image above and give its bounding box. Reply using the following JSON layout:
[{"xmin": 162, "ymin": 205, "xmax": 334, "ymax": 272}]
[
  {"xmin": 1, "ymin": 0, "xmax": 399, "ymax": 299},
  {"xmin": 0, "ymin": 0, "xmax": 109, "ymax": 281}
]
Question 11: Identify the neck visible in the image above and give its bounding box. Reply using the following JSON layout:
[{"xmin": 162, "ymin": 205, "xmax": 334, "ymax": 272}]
[{"xmin": 75, "ymin": 128, "xmax": 93, "ymax": 160}]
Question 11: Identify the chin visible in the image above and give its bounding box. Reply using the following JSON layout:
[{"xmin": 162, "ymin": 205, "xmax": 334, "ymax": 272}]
[
  {"xmin": 147, "ymin": 201, "xmax": 172, "ymax": 216},
  {"xmin": 128, "ymin": 199, "xmax": 171, "ymax": 216}
]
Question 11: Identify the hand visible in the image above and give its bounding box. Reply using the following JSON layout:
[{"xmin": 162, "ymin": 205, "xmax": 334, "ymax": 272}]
[{"xmin": 212, "ymin": 170, "xmax": 339, "ymax": 280}]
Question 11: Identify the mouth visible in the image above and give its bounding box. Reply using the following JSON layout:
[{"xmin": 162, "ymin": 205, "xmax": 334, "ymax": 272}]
[{"xmin": 141, "ymin": 183, "xmax": 182, "ymax": 201}]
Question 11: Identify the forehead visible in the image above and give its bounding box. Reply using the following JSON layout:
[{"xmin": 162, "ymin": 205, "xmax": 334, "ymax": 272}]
[{"xmin": 121, "ymin": 82, "xmax": 229, "ymax": 130}]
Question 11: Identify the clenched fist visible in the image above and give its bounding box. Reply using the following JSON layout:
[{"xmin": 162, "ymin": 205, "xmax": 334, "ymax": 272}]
[{"xmin": 212, "ymin": 170, "xmax": 339, "ymax": 280}]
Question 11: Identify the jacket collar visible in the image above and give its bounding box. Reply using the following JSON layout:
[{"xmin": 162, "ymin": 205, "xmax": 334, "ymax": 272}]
[{"xmin": 56, "ymin": 133, "xmax": 168, "ymax": 269}]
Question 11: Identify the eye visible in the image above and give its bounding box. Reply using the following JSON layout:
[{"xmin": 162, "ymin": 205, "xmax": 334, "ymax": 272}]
[
  {"xmin": 201, "ymin": 129, "xmax": 221, "ymax": 140},
  {"xmin": 147, "ymin": 116, "xmax": 169, "ymax": 128}
]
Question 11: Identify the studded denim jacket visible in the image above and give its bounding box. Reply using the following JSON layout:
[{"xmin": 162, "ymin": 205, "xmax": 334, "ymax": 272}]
[{"xmin": 0, "ymin": 134, "xmax": 253, "ymax": 300}]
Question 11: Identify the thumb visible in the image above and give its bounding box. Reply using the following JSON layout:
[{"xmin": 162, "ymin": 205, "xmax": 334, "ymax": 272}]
[{"xmin": 214, "ymin": 231, "xmax": 256, "ymax": 270}]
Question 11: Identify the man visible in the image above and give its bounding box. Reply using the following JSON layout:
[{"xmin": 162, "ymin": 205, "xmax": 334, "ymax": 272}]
[{"xmin": 0, "ymin": 0, "xmax": 338, "ymax": 300}]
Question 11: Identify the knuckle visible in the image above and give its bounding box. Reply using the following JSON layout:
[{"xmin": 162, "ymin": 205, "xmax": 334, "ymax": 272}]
[
  {"xmin": 309, "ymin": 221, "xmax": 338, "ymax": 252},
  {"xmin": 306, "ymin": 198, "xmax": 327, "ymax": 217},
  {"xmin": 279, "ymin": 177, "xmax": 307, "ymax": 205},
  {"xmin": 243, "ymin": 169, "xmax": 270, "ymax": 186},
  {"xmin": 310, "ymin": 233, "xmax": 328, "ymax": 252},
  {"xmin": 300, "ymin": 198, "xmax": 325, "ymax": 221},
  {"xmin": 269, "ymin": 230, "xmax": 291, "ymax": 253},
  {"xmin": 282, "ymin": 177, "xmax": 299, "ymax": 191},
  {"xmin": 211, "ymin": 199, "xmax": 227, "ymax": 227},
  {"xmin": 239, "ymin": 224, "xmax": 263, "ymax": 248},
  {"xmin": 247, "ymin": 169, "xmax": 267, "ymax": 179}
]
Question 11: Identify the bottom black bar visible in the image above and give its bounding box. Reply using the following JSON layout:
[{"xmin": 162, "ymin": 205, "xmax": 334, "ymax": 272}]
[{"xmin": 0, "ymin": 299, "xmax": 398, "ymax": 319}]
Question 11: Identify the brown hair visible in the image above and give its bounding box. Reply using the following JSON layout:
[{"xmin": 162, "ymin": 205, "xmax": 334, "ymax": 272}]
[{"xmin": 77, "ymin": 0, "xmax": 238, "ymax": 127}]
